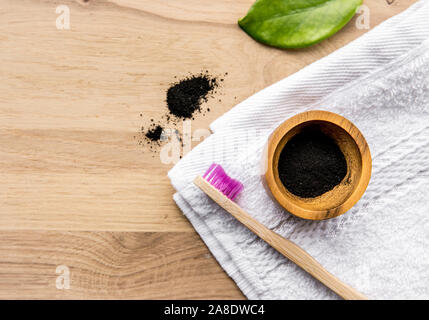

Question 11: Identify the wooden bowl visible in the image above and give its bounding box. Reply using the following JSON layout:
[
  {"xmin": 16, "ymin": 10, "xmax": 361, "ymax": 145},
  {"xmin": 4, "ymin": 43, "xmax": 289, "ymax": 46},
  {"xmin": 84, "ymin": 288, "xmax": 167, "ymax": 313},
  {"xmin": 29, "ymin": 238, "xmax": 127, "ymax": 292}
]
[{"xmin": 264, "ymin": 110, "xmax": 372, "ymax": 220}]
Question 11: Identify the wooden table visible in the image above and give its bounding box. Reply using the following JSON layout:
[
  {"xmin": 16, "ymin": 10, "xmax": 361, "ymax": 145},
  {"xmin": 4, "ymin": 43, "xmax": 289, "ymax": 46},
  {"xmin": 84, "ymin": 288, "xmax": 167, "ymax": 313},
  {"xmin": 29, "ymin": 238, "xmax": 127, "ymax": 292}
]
[{"xmin": 0, "ymin": 0, "xmax": 416, "ymax": 299}]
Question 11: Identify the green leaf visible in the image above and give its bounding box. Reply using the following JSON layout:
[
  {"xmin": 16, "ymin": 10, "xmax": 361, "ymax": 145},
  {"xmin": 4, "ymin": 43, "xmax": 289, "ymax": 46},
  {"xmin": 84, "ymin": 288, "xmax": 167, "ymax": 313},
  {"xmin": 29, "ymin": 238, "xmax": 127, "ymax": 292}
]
[{"xmin": 238, "ymin": 0, "xmax": 362, "ymax": 49}]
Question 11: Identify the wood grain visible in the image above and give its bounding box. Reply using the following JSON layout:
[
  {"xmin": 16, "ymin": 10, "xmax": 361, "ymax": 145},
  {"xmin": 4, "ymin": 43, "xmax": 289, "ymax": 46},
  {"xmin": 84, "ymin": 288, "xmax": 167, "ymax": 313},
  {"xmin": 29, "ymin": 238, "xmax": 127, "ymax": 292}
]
[
  {"xmin": 0, "ymin": 0, "xmax": 416, "ymax": 299},
  {"xmin": 0, "ymin": 231, "xmax": 243, "ymax": 299}
]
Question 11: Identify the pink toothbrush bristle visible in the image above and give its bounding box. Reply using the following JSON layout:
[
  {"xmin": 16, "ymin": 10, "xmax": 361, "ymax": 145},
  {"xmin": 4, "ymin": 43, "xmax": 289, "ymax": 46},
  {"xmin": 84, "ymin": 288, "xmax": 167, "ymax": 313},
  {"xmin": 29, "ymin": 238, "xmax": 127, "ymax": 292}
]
[{"xmin": 203, "ymin": 164, "xmax": 243, "ymax": 200}]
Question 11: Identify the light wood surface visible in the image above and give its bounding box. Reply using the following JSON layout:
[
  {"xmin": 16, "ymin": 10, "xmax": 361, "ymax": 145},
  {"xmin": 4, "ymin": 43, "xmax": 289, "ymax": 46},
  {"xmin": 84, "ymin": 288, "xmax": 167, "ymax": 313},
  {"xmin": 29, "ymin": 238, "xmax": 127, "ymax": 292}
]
[
  {"xmin": 265, "ymin": 111, "xmax": 372, "ymax": 220},
  {"xmin": 194, "ymin": 176, "xmax": 368, "ymax": 300},
  {"xmin": 0, "ymin": 231, "xmax": 241, "ymax": 299},
  {"xmin": 0, "ymin": 0, "xmax": 416, "ymax": 299}
]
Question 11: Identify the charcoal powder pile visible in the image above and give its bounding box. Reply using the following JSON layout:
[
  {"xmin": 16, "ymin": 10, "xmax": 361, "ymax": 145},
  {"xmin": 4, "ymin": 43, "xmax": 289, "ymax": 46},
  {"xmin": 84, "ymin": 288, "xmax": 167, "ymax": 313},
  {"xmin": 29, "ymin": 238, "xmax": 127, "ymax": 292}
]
[
  {"xmin": 145, "ymin": 125, "xmax": 163, "ymax": 142},
  {"xmin": 166, "ymin": 73, "xmax": 218, "ymax": 119}
]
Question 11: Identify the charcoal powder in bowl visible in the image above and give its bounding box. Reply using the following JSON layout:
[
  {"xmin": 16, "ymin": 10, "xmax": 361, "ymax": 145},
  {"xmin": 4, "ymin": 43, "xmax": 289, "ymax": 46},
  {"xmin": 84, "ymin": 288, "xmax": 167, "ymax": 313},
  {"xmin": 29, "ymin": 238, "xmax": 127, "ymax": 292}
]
[{"xmin": 278, "ymin": 127, "xmax": 348, "ymax": 198}]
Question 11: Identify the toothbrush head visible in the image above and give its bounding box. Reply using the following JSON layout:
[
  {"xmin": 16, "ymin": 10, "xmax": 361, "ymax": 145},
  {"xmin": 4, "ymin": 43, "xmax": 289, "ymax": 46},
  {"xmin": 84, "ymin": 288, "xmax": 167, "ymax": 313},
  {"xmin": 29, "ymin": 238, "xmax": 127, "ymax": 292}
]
[{"xmin": 202, "ymin": 164, "xmax": 243, "ymax": 201}]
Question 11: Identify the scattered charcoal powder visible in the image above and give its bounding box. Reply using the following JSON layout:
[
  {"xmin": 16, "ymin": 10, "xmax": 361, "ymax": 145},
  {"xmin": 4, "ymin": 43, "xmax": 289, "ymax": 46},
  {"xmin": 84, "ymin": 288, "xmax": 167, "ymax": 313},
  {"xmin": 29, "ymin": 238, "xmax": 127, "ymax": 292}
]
[
  {"xmin": 138, "ymin": 71, "xmax": 224, "ymax": 152},
  {"xmin": 278, "ymin": 127, "xmax": 348, "ymax": 198},
  {"xmin": 145, "ymin": 125, "xmax": 163, "ymax": 142},
  {"xmin": 166, "ymin": 73, "xmax": 218, "ymax": 119}
]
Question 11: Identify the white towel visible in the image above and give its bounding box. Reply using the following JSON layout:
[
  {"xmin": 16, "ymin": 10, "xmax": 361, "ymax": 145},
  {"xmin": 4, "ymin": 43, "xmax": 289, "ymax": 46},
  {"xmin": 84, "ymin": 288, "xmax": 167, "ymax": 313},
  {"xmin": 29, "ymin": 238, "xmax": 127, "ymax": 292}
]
[{"xmin": 169, "ymin": 0, "xmax": 429, "ymax": 299}]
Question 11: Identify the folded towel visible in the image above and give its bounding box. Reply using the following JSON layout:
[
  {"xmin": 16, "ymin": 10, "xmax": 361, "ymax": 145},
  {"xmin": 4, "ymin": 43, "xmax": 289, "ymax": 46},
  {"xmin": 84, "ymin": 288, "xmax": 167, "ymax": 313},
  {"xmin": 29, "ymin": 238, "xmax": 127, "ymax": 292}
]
[{"xmin": 169, "ymin": 0, "xmax": 429, "ymax": 299}]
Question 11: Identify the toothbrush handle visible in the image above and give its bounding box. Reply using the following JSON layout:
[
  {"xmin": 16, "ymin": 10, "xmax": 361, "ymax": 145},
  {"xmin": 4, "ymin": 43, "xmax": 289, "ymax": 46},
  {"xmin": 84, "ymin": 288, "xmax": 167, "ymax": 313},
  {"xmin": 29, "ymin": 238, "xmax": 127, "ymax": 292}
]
[{"xmin": 194, "ymin": 176, "xmax": 368, "ymax": 300}]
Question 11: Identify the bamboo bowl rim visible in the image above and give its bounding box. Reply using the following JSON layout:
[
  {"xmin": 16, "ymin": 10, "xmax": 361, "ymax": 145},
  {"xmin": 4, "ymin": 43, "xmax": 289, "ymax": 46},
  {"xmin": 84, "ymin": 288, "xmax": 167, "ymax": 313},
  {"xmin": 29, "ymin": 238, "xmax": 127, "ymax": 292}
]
[{"xmin": 265, "ymin": 110, "xmax": 372, "ymax": 220}]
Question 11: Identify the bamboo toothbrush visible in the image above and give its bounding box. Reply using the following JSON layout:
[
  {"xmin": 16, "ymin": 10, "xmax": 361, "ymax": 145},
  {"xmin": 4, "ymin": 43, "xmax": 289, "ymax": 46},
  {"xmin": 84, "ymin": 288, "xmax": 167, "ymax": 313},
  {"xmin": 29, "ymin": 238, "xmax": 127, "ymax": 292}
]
[{"xmin": 194, "ymin": 163, "xmax": 368, "ymax": 300}]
